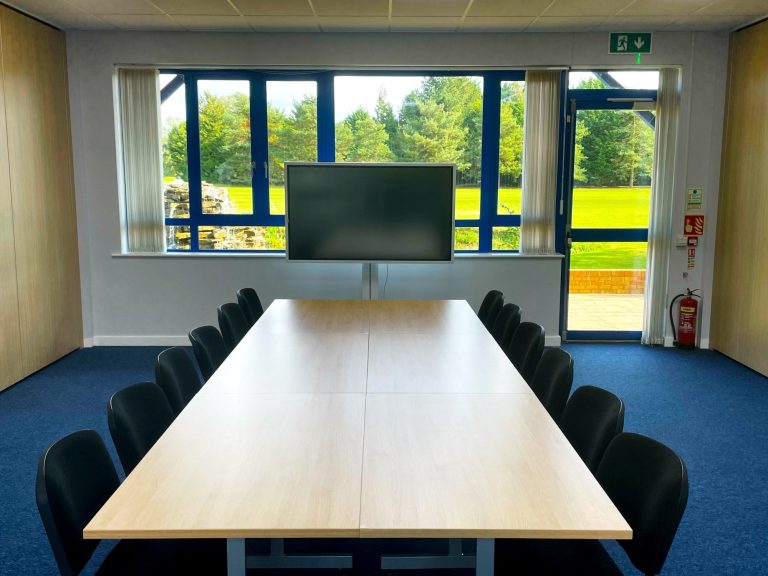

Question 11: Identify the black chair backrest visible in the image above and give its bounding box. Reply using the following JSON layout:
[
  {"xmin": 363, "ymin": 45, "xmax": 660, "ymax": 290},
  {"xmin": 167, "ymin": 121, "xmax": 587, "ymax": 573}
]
[
  {"xmin": 505, "ymin": 321, "xmax": 545, "ymax": 383},
  {"xmin": 36, "ymin": 430, "xmax": 119, "ymax": 576},
  {"xmin": 155, "ymin": 347, "xmax": 203, "ymax": 415},
  {"xmin": 237, "ymin": 287, "xmax": 264, "ymax": 326},
  {"xmin": 218, "ymin": 302, "xmax": 250, "ymax": 352},
  {"xmin": 597, "ymin": 432, "xmax": 689, "ymax": 576},
  {"xmin": 530, "ymin": 348, "xmax": 574, "ymax": 421},
  {"xmin": 477, "ymin": 289, "xmax": 503, "ymax": 330},
  {"xmin": 491, "ymin": 303, "xmax": 521, "ymax": 348},
  {"xmin": 108, "ymin": 382, "xmax": 175, "ymax": 475},
  {"xmin": 188, "ymin": 325, "xmax": 228, "ymax": 381},
  {"xmin": 559, "ymin": 385, "xmax": 624, "ymax": 473}
]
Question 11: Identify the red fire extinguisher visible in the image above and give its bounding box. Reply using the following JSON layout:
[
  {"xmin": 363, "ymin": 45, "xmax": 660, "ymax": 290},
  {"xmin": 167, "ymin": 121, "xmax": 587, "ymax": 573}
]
[{"xmin": 670, "ymin": 289, "xmax": 700, "ymax": 349}]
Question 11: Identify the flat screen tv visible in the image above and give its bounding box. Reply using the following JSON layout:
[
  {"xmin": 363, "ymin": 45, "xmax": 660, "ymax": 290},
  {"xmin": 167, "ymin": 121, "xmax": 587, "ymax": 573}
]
[{"xmin": 285, "ymin": 162, "xmax": 455, "ymax": 262}]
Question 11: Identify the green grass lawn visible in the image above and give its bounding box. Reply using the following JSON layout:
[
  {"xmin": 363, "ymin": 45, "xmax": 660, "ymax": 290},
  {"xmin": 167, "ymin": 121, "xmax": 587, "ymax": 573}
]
[{"xmin": 191, "ymin": 182, "xmax": 648, "ymax": 268}]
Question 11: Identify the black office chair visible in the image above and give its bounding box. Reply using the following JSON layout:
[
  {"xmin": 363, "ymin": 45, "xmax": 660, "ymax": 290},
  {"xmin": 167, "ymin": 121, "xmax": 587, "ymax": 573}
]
[
  {"xmin": 505, "ymin": 321, "xmax": 545, "ymax": 384},
  {"xmin": 491, "ymin": 303, "xmax": 521, "ymax": 348},
  {"xmin": 559, "ymin": 385, "xmax": 624, "ymax": 474},
  {"xmin": 218, "ymin": 302, "xmax": 250, "ymax": 352},
  {"xmin": 477, "ymin": 289, "xmax": 503, "ymax": 330},
  {"xmin": 155, "ymin": 347, "xmax": 203, "ymax": 416},
  {"xmin": 530, "ymin": 348, "xmax": 574, "ymax": 421},
  {"xmin": 36, "ymin": 430, "xmax": 225, "ymax": 576},
  {"xmin": 108, "ymin": 382, "xmax": 175, "ymax": 475},
  {"xmin": 496, "ymin": 433, "xmax": 688, "ymax": 576},
  {"xmin": 237, "ymin": 287, "xmax": 264, "ymax": 326},
  {"xmin": 188, "ymin": 325, "xmax": 228, "ymax": 381}
]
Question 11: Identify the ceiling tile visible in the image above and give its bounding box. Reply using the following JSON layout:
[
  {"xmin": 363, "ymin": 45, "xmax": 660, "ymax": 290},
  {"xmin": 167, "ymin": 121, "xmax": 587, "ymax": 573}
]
[
  {"xmin": 389, "ymin": 16, "xmax": 460, "ymax": 30},
  {"xmin": 312, "ymin": 0, "xmax": 388, "ymax": 16},
  {"xmin": 697, "ymin": 0, "xmax": 768, "ymax": 16},
  {"xmin": 65, "ymin": 0, "xmax": 161, "ymax": 15},
  {"xmin": 150, "ymin": 0, "xmax": 237, "ymax": 16},
  {"xmin": 527, "ymin": 16, "xmax": 607, "ymax": 32},
  {"xmin": 469, "ymin": 0, "xmax": 552, "ymax": 17},
  {"xmin": 231, "ymin": 0, "xmax": 313, "ymax": 15},
  {"xmin": 667, "ymin": 15, "xmax": 755, "ymax": 30},
  {"xmin": 317, "ymin": 16, "xmax": 390, "ymax": 30},
  {"xmin": 392, "ymin": 0, "xmax": 470, "ymax": 17},
  {"xmin": 4, "ymin": 0, "xmax": 84, "ymax": 15},
  {"xmin": 171, "ymin": 14, "xmax": 252, "ymax": 30},
  {"xmin": 460, "ymin": 16, "xmax": 534, "ymax": 31},
  {"xmin": 619, "ymin": 0, "xmax": 712, "ymax": 17},
  {"xmin": 544, "ymin": 0, "xmax": 634, "ymax": 17},
  {"xmin": 593, "ymin": 16, "xmax": 679, "ymax": 31},
  {"xmin": 246, "ymin": 15, "xmax": 319, "ymax": 29},
  {"xmin": 44, "ymin": 13, "xmax": 116, "ymax": 29},
  {"xmin": 100, "ymin": 13, "xmax": 185, "ymax": 30}
]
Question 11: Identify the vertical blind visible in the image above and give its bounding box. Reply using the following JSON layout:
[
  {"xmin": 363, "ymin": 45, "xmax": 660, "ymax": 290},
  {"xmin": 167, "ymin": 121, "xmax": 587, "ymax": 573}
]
[
  {"xmin": 520, "ymin": 70, "xmax": 561, "ymax": 254},
  {"xmin": 642, "ymin": 68, "xmax": 681, "ymax": 345},
  {"xmin": 118, "ymin": 68, "xmax": 165, "ymax": 253}
]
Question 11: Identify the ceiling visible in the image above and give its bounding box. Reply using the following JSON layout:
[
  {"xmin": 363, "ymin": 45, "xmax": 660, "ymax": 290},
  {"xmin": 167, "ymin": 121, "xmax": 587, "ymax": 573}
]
[{"xmin": 4, "ymin": 0, "xmax": 767, "ymax": 33}]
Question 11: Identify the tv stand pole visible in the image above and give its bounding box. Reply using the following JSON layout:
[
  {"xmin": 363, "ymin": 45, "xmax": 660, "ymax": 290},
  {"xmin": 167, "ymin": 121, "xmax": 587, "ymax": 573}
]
[{"xmin": 362, "ymin": 263, "xmax": 380, "ymax": 300}]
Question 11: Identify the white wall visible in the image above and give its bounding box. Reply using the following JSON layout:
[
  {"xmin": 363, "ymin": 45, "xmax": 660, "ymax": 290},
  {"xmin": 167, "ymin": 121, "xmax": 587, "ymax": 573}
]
[{"xmin": 65, "ymin": 30, "xmax": 729, "ymax": 347}]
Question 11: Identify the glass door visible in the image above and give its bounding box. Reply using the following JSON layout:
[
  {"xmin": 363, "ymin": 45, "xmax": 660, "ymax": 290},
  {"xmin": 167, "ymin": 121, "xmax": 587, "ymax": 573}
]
[{"xmin": 563, "ymin": 83, "xmax": 657, "ymax": 340}]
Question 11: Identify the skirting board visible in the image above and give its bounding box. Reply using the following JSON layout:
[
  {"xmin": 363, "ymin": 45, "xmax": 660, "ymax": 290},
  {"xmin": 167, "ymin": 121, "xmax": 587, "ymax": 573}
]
[
  {"xmin": 86, "ymin": 334, "xmax": 563, "ymax": 348},
  {"xmin": 86, "ymin": 335, "xmax": 191, "ymax": 347},
  {"xmin": 663, "ymin": 336, "xmax": 709, "ymax": 349}
]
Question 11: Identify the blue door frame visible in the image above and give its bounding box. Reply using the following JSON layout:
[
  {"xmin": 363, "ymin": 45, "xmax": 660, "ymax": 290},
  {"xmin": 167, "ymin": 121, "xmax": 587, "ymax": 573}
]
[{"xmin": 559, "ymin": 88, "xmax": 657, "ymax": 341}]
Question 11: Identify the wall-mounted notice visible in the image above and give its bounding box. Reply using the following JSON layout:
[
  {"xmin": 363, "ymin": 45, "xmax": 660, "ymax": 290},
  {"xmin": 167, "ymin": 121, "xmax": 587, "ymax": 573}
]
[
  {"xmin": 688, "ymin": 248, "xmax": 696, "ymax": 270},
  {"xmin": 686, "ymin": 187, "xmax": 703, "ymax": 212}
]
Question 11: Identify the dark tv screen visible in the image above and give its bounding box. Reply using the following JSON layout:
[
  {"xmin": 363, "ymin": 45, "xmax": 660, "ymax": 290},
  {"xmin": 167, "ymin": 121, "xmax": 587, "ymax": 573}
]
[{"xmin": 285, "ymin": 163, "xmax": 455, "ymax": 262}]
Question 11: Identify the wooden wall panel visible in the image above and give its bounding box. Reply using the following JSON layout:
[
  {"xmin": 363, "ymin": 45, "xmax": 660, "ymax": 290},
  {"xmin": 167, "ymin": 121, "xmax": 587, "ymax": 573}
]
[
  {"xmin": 711, "ymin": 21, "xmax": 768, "ymax": 376},
  {"xmin": 0, "ymin": 14, "xmax": 23, "ymax": 391},
  {"xmin": 0, "ymin": 7, "xmax": 82, "ymax": 378}
]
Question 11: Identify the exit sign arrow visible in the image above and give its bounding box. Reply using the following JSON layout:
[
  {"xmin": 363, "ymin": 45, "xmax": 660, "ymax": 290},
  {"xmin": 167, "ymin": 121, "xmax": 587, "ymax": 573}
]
[{"xmin": 610, "ymin": 32, "xmax": 652, "ymax": 54}]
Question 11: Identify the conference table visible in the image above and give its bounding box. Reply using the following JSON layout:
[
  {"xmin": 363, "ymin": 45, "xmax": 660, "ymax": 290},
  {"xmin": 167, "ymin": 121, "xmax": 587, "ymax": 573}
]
[{"xmin": 84, "ymin": 299, "xmax": 631, "ymax": 575}]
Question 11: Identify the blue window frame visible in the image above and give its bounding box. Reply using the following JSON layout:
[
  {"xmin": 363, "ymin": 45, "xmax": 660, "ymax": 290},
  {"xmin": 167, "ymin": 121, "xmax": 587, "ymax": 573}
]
[{"xmin": 160, "ymin": 69, "xmax": 526, "ymax": 253}]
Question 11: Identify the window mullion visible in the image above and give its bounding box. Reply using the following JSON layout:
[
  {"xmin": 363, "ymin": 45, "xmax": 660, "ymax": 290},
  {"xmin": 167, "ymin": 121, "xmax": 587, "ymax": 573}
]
[
  {"xmin": 252, "ymin": 75, "xmax": 269, "ymax": 222},
  {"xmin": 479, "ymin": 73, "xmax": 501, "ymax": 253},
  {"xmin": 185, "ymin": 73, "xmax": 201, "ymax": 251},
  {"xmin": 317, "ymin": 72, "xmax": 335, "ymax": 162}
]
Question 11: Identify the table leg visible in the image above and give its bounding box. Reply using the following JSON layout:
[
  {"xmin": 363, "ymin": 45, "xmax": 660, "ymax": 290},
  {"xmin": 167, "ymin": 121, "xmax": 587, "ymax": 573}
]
[
  {"xmin": 227, "ymin": 538, "xmax": 245, "ymax": 576},
  {"xmin": 476, "ymin": 538, "xmax": 494, "ymax": 576}
]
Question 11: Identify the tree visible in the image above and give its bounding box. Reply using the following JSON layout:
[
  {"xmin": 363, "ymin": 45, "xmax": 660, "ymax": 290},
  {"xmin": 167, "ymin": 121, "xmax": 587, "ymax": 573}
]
[
  {"xmin": 374, "ymin": 88, "xmax": 401, "ymax": 159},
  {"xmin": 163, "ymin": 119, "xmax": 188, "ymax": 180},
  {"xmin": 336, "ymin": 108, "xmax": 391, "ymax": 162},
  {"xmin": 399, "ymin": 98, "xmax": 468, "ymax": 167},
  {"xmin": 198, "ymin": 92, "xmax": 229, "ymax": 183}
]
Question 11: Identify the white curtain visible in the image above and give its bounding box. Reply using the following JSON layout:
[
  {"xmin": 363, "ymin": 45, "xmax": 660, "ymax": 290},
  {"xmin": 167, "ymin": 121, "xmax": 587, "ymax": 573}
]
[
  {"xmin": 642, "ymin": 68, "xmax": 681, "ymax": 345},
  {"xmin": 118, "ymin": 68, "xmax": 165, "ymax": 252},
  {"xmin": 520, "ymin": 70, "xmax": 561, "ymax": 254}
]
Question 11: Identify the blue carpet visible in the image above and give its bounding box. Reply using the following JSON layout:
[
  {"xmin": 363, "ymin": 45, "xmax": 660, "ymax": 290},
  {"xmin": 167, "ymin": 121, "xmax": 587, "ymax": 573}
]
[
  {"xmin": 563, "ymin": 343, "xmax": 768, "ymax": 575},
  {"xmin": 0, "ymin": 344, "xmax": 766, "ymax": 575}
]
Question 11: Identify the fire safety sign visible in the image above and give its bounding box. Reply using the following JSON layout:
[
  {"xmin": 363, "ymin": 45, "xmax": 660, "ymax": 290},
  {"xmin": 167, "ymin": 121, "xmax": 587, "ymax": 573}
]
[{"xmin": 684, "ymin": 214, "xmax": 705, "ymax": 236}]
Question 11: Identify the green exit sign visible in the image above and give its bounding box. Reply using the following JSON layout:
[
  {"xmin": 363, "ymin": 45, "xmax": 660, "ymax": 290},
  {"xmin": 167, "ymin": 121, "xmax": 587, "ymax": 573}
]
[{"xmin": 609, "ymin": 32, "xmax": 652, "ymax": 54}]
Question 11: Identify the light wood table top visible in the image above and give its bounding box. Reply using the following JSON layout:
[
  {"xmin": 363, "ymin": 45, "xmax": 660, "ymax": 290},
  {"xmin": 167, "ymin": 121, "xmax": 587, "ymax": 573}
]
[
  {"xmin": 360, "ymin": 394, "xmax": 631, "ymax": 539},
  {"xmin": 85, "ymin": 393, "xmax": 366, "ymax": 539},
  {"xmin": 250, "ymin": 299, "xmax": 371, "ymax": 334},
  {"xmin": 369, "ymin": 300, "xmax": 487, "ymax": 334},
  {"xmin": 367, "ymin": 331, "xmax": 530, "ymax": 394},
  {"xmin": 204, "ymin": 331, "xmax": 369, "ymax": 394},
  {"xmin": 85, "ymin": 299, "xmax": 630, "ymax": 543}
]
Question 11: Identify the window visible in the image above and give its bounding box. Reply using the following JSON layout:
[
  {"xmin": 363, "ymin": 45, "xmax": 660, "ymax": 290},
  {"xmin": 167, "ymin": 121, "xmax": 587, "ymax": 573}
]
[{"xmin": 159, "ymin": 70, "xmax": 525, "ymax": 253}]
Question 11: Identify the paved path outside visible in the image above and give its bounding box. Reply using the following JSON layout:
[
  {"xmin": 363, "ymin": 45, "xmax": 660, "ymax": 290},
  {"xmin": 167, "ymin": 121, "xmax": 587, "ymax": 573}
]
[{"xmin": 568, "ymin": 293, "xmax": 645, "ymax": 331}]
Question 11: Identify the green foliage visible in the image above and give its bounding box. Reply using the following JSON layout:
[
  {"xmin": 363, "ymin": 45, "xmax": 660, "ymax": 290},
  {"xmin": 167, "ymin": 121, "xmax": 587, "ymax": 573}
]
[
  {"xmin": 163, "ymin": 120, "xmax": 188, "ymax": 180},
  {"xmin": 336, "ymin": 108, "xmax": 392, "ymax": 162}
]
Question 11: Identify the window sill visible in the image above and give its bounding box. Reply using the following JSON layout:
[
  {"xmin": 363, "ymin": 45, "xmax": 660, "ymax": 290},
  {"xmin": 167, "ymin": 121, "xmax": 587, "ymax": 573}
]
[{"xmin": 112, "ymin": 251, "xmax": 564, "ymax": 260}]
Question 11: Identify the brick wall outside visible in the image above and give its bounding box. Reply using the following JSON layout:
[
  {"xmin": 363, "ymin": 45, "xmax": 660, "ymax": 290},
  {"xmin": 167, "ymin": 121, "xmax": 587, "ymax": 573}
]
[{"xmin": 569, "ymin": 269, "xmax": 646, "ymax": 294}]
